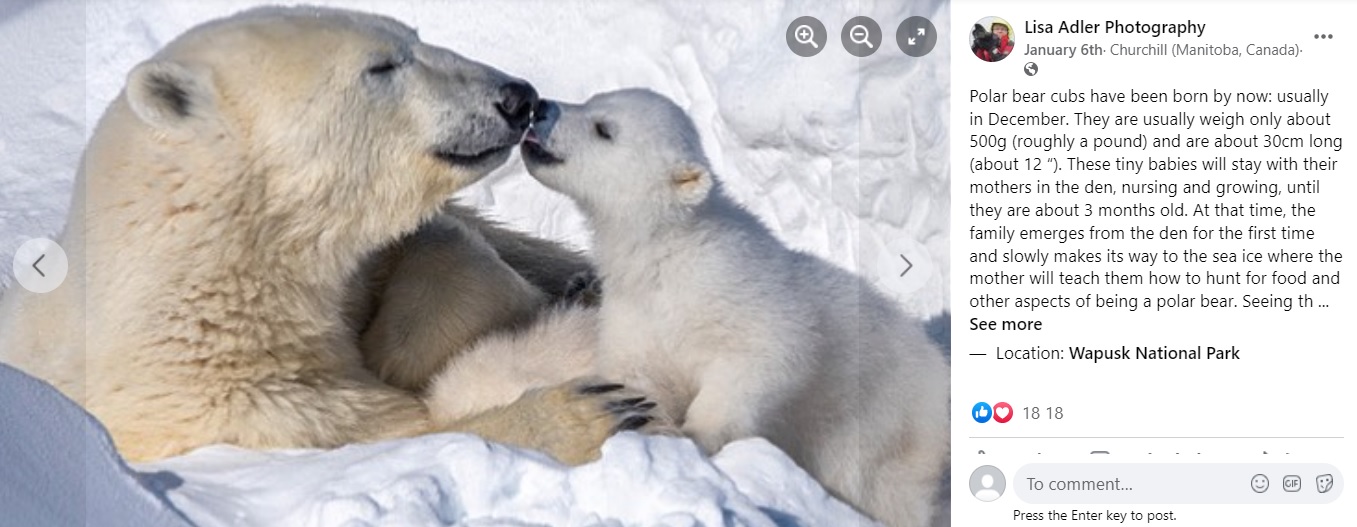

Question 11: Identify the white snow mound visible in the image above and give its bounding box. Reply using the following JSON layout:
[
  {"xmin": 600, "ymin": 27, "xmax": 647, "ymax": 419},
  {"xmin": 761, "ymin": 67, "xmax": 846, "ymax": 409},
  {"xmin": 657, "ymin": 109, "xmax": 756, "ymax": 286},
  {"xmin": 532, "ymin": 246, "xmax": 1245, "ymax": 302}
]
[{"xmin": 139, "ymin": 433, "xmax": 877, "ymax": 527}]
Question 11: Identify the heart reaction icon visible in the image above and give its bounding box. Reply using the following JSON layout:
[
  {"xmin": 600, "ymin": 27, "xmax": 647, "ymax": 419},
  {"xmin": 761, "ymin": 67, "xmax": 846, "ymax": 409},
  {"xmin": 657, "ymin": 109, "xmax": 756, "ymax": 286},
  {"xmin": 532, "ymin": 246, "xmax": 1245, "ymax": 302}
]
[{"xmin": 993, "ymin": 402, "xmax": 1014, "ymax": 423}]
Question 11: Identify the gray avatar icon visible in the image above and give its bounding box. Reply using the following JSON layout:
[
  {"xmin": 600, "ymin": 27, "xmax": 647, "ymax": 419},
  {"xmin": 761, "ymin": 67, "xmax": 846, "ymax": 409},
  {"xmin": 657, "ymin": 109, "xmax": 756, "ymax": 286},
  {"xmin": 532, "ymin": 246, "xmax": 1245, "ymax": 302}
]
[
  {"xmin": 970, "ymin": 465, "xmax": 1006, "ymax": 502},
  {"xmin": 841, "ymin": 16, "xmax": 881, "ymax": 57},
  {"xmin": 895, "ymin": 16, "xmax": 938, "ymax": 57},
  {"xmin": 787, "ymin": 16, "xmax": 827, "ymax": 57}
]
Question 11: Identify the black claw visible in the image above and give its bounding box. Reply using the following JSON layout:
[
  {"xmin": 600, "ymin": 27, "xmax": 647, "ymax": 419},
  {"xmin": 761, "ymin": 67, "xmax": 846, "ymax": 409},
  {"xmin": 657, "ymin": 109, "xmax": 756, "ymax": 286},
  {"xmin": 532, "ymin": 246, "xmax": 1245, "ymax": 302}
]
[
  {"xmin": 604, "ymin": 397, "xmax": 647, "ymax": 412},
  {"xmin": 614, "ymin": 414, "xmax": 654, "ymax": 432},
  {"xmin": 579, "ymin": 383, "xmax": 625, "ymax": 395},
  {"xmin": 604, "ymin": 397, "xmax": 648, "ymax": 412},
  {"xmin": 635, "ymin": 401, "xmax": 658, "ymax": 412}
]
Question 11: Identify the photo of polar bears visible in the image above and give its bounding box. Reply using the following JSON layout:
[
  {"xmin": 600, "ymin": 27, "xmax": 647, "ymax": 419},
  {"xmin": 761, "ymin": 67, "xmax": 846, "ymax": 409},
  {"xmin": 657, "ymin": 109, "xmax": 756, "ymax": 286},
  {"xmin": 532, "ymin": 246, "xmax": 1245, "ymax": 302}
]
[{"xmin": 0, "ymin": 5, "xmax": 950, "ymax": 527}]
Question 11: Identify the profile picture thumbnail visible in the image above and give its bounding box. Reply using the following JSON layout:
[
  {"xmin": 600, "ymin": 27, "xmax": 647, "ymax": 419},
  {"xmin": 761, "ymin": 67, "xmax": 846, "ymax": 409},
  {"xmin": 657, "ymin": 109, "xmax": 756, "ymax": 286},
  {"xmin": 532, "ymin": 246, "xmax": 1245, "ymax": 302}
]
[{"xmin": 971, "ymin": 16, "xmax": 1015, "ymax": 62}]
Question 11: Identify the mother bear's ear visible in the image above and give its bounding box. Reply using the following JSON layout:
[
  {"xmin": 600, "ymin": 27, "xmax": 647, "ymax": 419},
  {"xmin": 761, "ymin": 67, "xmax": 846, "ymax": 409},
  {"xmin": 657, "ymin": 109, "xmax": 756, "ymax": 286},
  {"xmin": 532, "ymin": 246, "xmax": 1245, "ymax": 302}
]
[
  {"xmin": 126, "ymin": 60, "xmax": 218, "ymax": 129},
  {"xmin": 670, "ymin": 162, "xmax": 713, "ymax": 206}
]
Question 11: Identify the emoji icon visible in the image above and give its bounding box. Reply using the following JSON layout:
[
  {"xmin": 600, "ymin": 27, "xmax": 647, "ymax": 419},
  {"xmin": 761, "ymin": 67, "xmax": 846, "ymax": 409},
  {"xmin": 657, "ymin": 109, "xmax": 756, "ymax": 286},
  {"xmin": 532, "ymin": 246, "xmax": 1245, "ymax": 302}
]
[
  {"xmin": 992, "ymin": 402, "xmax": 1014, "ymax": 423},
  {"xmin": 1317, "ymin": 474, "xmax": 1333, "ymax": 493},
  {"xmin": 972, "ymin": 402, "xmax": 992, "ymax": 423},
  {"xmin": 1251, "ymin": 474, "xmax": 1269, "ymax": 493}
]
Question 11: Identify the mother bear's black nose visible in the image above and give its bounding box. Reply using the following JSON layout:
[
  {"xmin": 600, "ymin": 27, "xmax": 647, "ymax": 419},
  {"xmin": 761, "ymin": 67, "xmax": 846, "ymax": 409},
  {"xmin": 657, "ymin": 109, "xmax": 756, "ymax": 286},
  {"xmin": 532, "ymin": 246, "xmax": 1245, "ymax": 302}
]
[{"xmin": 496, "ymin": 81, "xmax": 539, "ymax": 130}]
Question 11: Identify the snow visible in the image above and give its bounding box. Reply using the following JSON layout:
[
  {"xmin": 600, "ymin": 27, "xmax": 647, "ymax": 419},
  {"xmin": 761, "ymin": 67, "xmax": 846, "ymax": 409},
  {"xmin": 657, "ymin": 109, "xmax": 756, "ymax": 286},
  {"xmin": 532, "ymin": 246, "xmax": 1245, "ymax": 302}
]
[
  {"xmin": 0, "ymin": 364, "xmax": 188, "ymax": 527},
  {"xmin": 0, "ymin": 362, "xmax": 875, "ymax": 527},
  {"xmin": 140, "ymin": 432, "xmax": 873, "ymax": 527},
  {"xmin": 1, "ymin": 0, "xmax": 949, "ymax": 525}
]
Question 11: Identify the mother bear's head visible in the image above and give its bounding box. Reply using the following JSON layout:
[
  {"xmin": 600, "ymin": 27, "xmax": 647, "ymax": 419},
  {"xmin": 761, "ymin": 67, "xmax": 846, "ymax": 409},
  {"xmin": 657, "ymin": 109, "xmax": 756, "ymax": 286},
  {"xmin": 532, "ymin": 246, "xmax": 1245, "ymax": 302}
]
[{"xmin": 95, "ymin": 5, "xmax": 536, "ymax": 258}]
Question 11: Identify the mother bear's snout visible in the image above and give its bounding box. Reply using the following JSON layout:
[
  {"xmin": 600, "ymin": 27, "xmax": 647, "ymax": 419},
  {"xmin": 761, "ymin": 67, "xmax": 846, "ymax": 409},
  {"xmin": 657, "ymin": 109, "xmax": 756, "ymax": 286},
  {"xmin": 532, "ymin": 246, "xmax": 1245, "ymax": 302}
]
[{"xmin": 495, "ymin": 81, "xmax": 539, "ymax": 130}]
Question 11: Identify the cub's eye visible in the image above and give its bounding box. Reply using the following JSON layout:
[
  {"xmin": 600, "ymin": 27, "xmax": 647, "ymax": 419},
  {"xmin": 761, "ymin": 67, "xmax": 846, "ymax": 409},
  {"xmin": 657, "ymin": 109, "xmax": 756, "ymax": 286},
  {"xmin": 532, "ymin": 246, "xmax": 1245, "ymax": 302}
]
[
  {"xmin": 365, "ymin": 60, "xmax": 400, "ymax": 76},
  {"xmin": 594, "ymin": 121, "xmax": 615, "ymax": 141}
]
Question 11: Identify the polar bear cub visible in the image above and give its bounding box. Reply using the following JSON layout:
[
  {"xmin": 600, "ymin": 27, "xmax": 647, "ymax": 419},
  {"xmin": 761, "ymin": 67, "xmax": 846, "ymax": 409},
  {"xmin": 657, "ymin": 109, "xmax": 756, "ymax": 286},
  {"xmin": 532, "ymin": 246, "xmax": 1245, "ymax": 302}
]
[{"xmin": 519, "ymin": 89, "xmax": 950, "ymax": 527}]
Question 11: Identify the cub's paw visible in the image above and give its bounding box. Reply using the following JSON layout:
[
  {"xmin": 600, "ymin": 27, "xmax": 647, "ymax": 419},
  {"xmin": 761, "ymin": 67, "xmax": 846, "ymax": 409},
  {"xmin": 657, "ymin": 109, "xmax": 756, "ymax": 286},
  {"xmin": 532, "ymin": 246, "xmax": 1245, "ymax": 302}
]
[{"xmin": 560, "ymin": 270, "xmax": 603, "ymax": 306}]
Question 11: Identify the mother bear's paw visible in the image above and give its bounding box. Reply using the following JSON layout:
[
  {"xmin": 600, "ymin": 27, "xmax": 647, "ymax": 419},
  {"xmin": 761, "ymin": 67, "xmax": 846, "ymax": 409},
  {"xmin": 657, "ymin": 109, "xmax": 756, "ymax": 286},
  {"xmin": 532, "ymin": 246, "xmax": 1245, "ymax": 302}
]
[{"xmin": 437, "ymin": 377, "xmax": 664, "ymax": 465}]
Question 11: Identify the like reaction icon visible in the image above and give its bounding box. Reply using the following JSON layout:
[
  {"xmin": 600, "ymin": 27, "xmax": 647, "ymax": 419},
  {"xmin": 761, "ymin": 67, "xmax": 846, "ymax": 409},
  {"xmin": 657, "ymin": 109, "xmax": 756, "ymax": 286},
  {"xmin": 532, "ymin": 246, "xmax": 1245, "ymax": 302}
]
[
  {"xmin": 972, "ymin": 402, "xmax": 992, "ymax": 423},
  {"xmin": 992, "ymin": 402, "xmax": 1014, "ymax": 423}
]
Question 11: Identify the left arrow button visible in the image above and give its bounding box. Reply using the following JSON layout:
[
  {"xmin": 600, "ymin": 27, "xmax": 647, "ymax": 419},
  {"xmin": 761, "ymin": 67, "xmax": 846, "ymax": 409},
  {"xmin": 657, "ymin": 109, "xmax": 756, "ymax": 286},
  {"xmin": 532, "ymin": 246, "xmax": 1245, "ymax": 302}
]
[{"xmin": 12, "ymin": 238, "xmax": 67, "ymax": 293}]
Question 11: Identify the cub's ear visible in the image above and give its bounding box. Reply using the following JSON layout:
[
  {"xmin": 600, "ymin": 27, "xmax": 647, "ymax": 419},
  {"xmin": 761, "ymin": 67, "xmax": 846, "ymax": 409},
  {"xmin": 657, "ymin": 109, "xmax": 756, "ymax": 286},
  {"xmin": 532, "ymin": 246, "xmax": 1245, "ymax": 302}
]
[
  {"xmin": 670, "ymin": 162, "xmax": 713, "ymax": 206},
  {"xmin": 126, "ymin": 60, "xmax": 216, "ymax": 129}
]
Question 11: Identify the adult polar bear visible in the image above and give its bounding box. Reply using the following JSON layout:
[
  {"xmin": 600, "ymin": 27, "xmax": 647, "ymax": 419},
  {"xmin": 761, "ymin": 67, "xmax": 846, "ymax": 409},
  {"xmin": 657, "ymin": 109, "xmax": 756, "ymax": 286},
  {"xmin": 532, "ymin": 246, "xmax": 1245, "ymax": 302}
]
[
  {"xmin": 0, "ymin": 6, "xmax": 650, "ymax": 464},
  {"xmin": 513, "ymin": 90, "xmax": 950, "ymax": 526}
]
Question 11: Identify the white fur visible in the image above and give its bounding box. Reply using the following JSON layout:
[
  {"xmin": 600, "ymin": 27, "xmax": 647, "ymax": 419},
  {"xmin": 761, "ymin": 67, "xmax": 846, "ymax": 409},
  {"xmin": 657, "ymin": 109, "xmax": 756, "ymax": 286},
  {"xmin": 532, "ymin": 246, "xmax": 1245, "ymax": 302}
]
[
  {"xmin": 0, "ymin": 7, "xmax": 647, "ymax": 465},
  {"xmin": 425, "ymin": 305, "xmax": 598, "ymax": 424},
  {"xmin": 522, "ymin": 89, "xmax": 950, "ymax": 526}
]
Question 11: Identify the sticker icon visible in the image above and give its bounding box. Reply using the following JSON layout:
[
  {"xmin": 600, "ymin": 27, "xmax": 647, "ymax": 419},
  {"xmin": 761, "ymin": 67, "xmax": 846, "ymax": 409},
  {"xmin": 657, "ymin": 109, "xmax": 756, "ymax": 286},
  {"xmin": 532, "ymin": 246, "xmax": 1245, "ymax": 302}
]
[
  {"xmin": 992, "ymin": 402, "xmax": 1014, "ymax": 423},
  {"xmin": 972, "ymin": 402, "xmax": 992, "ymax": 423},
  {"xmin": 1317, "ymin": 474, "xmax": 1333, "ymax": 493}
]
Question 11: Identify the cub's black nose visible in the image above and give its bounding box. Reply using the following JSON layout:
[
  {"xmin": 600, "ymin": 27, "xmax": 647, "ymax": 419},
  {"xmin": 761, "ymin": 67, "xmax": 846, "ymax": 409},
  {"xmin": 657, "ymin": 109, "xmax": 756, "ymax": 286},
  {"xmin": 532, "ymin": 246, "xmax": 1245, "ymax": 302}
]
[
  {"xmin": 532, "ymin": 99, "xmax": 559, "ymax": 125},
  {"xmin": 495, "ymin": 81, "xmax": 538, "ymax": 130}
]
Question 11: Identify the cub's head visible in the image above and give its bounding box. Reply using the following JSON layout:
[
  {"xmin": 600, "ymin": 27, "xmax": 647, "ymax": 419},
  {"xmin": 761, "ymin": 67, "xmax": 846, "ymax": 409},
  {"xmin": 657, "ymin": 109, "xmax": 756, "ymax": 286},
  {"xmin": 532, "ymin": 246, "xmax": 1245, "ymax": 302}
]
[
  {"xmin": 114, "ymin": 6, "xmax": 537, "ymax": 249},
  {"xmin": 520, "ymin": 89, "xmax": 714, "ymax": 221}
]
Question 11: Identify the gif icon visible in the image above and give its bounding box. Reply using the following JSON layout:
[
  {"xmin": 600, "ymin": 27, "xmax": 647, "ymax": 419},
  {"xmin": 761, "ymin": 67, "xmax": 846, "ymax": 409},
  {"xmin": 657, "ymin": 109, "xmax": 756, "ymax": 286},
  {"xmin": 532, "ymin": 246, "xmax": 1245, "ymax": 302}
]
[{"xmin": 1283, "ymin": 475, "xmax": 1302, "ymax": 492}]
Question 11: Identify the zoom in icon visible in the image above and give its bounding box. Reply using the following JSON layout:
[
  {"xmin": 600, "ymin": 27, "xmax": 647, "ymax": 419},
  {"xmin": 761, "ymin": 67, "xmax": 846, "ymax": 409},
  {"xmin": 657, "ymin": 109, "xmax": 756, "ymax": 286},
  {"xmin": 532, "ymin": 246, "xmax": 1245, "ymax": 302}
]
[{"xmin": 787, "ymin": 16, "xmax": 826, "ymax": 57}]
